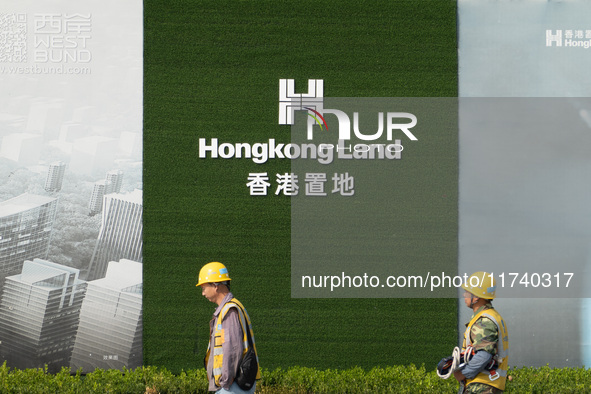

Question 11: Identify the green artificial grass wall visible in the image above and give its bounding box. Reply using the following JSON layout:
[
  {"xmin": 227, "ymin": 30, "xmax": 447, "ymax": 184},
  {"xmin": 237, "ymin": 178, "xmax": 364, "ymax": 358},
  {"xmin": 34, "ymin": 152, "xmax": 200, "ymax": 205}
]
[{"xmin": 144, "ymin": 0, "xmax": 458, "ymax": 373}]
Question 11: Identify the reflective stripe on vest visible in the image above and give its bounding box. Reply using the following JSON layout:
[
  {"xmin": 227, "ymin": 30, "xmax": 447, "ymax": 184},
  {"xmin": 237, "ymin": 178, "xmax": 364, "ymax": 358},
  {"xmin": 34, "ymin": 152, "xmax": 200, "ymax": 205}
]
[
  {"xmin": 211, "ymin": 298, "xmax": 261, "ymax": 387},
  {"xmin": 463, "ymin": 308, "xmax": 509, "ymax": 391}
]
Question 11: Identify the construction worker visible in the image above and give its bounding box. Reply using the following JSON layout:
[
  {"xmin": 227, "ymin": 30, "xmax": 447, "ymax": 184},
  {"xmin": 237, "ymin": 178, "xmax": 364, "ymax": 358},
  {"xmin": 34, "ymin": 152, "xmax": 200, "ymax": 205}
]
[
  {"xmin": 454, "ymin": 272, "xmax": 509, "ymax": 394},
  {"xmin": 197, "ymin": 262, "xmax": 261, "ymax": 393}
]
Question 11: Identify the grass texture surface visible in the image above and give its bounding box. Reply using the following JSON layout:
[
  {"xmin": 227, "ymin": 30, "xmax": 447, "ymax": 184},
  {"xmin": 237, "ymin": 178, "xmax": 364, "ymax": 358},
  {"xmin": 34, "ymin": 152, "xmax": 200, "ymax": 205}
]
[{"xmin": 144, "ymin": 0, "xmax": 458, "ymax": 373}]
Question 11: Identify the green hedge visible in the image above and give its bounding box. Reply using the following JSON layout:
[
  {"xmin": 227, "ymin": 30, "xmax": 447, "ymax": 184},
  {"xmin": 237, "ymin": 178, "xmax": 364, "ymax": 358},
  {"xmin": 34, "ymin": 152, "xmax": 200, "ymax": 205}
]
[{"xmin": 1, "ymin": 363, "xmax": 591, "ymax": 393}]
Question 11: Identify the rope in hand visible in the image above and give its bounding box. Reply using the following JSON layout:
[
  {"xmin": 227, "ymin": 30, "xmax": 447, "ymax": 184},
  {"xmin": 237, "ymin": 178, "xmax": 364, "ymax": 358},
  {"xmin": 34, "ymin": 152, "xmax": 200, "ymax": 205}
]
[{"xmin": 436, "ymin": 346, "xmax": 474, "ymax": 379}]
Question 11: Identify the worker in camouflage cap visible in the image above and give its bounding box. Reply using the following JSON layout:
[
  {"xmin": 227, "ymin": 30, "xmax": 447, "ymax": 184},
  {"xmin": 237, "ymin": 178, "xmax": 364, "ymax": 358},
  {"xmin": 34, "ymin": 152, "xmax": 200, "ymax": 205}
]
[{"xmin": 454, "ymin": 272, "xmax": 509, "ymax": 394}]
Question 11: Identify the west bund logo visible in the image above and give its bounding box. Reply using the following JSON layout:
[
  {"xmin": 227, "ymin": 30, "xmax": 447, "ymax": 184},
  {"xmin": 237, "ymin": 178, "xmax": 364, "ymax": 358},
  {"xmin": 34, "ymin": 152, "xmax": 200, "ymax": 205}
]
[{"xmin": 278, "ymin": 78, "xmax": 418, "ymax": 141}]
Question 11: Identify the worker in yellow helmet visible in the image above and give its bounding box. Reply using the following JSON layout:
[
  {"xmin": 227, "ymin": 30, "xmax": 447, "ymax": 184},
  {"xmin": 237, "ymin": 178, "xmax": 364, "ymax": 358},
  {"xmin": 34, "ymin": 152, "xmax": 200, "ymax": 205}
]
[
  {"xmin": 454, "ymin": 272, "xmax": 509, "ymax": 394},
  {"xmin": 197, "ymin": 262, "xmax": 261, "ymax": 393}
]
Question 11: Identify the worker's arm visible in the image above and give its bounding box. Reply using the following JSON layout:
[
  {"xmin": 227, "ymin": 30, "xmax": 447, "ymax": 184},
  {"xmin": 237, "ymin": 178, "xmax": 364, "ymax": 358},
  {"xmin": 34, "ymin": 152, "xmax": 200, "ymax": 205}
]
[{"xmin": 218, "ymin": 308, "xmax": 244, "ymax": 389}]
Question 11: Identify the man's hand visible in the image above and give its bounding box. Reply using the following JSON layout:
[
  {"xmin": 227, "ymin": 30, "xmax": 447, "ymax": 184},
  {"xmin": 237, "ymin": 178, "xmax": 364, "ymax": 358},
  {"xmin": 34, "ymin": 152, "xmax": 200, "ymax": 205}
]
[{"xmin": 453, "ymin": 369, "xmax": 466, "ymax": 382}]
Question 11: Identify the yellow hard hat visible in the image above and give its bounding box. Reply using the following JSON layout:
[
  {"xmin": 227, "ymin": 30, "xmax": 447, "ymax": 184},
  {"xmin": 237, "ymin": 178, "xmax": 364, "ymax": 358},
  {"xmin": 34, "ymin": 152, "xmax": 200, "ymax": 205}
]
[
  {"xmin": 196, "ymin": 262, "xmax": 232, "ymax": 287},
  {"xmin": 461, "ymin": 271, "xmax": 496, "ymax": 299}
]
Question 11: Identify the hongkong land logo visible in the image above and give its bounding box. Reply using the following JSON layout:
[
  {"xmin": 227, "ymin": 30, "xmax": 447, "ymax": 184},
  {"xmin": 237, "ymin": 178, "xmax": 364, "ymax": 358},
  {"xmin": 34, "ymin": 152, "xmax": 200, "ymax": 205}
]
[
  {"xmin": 278, "ymin": 78, "xmax": 418, "ymax": 141},
  {"xmin": 198, "ymin": 79, "xmax": 417, "ymax": 164},
  {"xmin": 546, "ymin": 29, "xmax": 591, "ymax": 49}
]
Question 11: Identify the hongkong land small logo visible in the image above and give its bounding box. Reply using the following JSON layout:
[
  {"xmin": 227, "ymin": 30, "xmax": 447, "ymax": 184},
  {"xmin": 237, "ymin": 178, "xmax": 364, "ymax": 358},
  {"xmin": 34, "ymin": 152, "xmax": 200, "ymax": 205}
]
[
  {"xmin": 278, "ymin": 78, "xmax": 418, "ymax": 141},
  {"xmin": 546, "ymin": 29, "xmax": 591, "ymax": 49}
]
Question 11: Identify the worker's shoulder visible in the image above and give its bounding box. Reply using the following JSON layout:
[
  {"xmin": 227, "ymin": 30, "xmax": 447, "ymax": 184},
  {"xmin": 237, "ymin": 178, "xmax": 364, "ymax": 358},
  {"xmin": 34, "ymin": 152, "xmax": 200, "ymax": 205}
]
[
  {"xmin": 471, "ymin": 314, "xmax": 499, "ymax": 337},
  {"xmin": 475, "ymin": 307, "xmax": 505, "ymax": 329}
]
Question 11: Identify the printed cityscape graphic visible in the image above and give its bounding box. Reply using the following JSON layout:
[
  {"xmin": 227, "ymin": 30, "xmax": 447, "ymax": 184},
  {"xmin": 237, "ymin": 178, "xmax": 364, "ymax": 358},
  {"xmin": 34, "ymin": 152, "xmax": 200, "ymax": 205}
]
[
  {"xmin": 0, "ymin": 2, "xmax": 143, "ymax": 373},
  {"xmin": 0, "ymin": 127, "xmax": 142, "ymax": 373}
]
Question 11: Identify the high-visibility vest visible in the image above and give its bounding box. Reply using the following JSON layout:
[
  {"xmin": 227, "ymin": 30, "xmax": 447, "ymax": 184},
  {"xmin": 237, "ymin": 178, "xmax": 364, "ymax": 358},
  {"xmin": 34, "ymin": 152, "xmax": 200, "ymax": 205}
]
[
  {"xmin": 206, "ymin": 298, "xmax": 261, "ymax": 387},
  {"xmin": 462, "ymin": 308, "xmax": 509, "ymax": 391}
]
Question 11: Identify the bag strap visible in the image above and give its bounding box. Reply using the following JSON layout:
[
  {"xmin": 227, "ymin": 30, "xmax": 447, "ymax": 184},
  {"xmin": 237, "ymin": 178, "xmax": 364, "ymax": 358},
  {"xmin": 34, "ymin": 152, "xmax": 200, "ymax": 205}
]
[{"xmin": 230, "ymin": 299, "xmax": 253, "ymax": 349}]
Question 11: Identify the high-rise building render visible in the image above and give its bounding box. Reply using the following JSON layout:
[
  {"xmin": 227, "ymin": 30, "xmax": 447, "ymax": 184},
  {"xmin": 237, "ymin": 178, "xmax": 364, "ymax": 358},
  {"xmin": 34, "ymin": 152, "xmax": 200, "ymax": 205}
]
[
  {"xmin": 70, "ymin": 259, "xmax": 142, "ymax": 372},
  {"xmin": 0, "ymin": 259, "xmax": 87, "ymax": 373},
  {"xmin": 105, "ymin": 169, "xmax": 123, "ymax": 194},
  {"xmin": 0, "ymin": 194, "xmax": 58, "ymax": 279},
  {"xmin": 86, "ymin": 189, "xmax": 142, "ymax": 281},
  {"xmin": 88, "ymin": 180, "xmax": 109, "ymax": 216},
  {"xmin": 44, "ymin": 161, "xmax": 66, "ymax": 192},
  {"xmin": 88, "ymin": 170, "xmax": 123, "ymax": 216}
]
